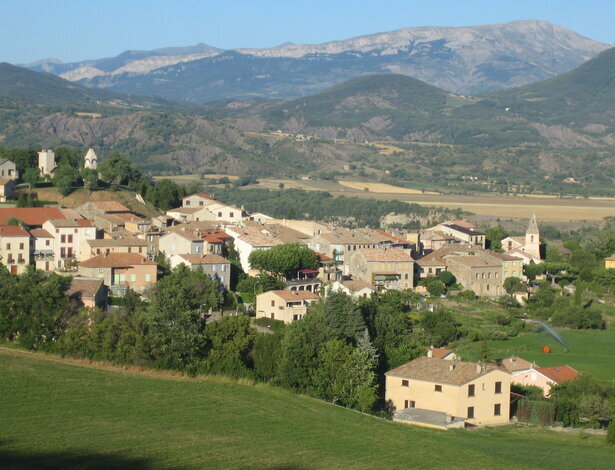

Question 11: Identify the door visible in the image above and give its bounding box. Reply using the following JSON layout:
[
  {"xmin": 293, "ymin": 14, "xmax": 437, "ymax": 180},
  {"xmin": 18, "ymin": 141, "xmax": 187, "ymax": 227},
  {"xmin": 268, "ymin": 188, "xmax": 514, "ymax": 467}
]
[{"xmin": 10, "ymin": 265, "xmax": 18, "ymax": 274}]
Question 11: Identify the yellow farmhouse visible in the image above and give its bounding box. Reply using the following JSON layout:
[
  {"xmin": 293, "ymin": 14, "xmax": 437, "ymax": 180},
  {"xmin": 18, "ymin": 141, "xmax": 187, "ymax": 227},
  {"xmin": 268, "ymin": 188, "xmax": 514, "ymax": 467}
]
[{"xmin": 385, "ymin": 357, "xmax": 511, "ymax": 429}]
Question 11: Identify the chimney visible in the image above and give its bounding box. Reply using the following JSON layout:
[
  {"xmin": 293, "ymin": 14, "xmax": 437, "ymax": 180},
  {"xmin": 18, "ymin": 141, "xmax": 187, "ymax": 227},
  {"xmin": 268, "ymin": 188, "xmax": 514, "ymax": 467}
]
[
  {"xmin": 476, "ymin": 363, "xmax": 482, "ymax": 374},
  {"xmin": 427, "ymin": 346, "xmax": 434, "ymax": 358}
]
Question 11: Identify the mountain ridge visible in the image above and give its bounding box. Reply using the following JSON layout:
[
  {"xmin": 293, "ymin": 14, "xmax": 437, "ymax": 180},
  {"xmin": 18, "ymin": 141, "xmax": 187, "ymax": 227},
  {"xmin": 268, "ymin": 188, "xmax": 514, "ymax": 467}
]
[{"xmin": 21, "ymin": 20, "xmax": 608, "ymax": 102}]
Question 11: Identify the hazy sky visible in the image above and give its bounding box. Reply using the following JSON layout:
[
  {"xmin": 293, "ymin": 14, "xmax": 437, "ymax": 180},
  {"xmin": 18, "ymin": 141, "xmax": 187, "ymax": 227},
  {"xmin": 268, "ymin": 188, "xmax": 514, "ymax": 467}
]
[{"xmin": 2, "ymin": 0, "xmax": 614, "ymax": 64}]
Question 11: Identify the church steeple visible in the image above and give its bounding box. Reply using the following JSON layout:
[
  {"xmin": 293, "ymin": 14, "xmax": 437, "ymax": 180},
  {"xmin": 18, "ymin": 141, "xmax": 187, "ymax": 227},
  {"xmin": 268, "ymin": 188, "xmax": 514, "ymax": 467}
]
[
  {"xmin": 526, "ymin": 212, "xmax": 539, "ymax": 235},
  {"xmin": 524, "ymin": 213, "xmax": 541, "ymax": 260}
]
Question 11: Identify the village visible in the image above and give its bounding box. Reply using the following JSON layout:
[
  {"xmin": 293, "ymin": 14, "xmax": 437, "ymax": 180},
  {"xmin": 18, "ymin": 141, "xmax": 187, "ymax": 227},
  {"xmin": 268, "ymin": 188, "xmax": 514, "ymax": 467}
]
[{"xmin": 0, "ymin": 147, "xmax": 597, "ymax": 431}]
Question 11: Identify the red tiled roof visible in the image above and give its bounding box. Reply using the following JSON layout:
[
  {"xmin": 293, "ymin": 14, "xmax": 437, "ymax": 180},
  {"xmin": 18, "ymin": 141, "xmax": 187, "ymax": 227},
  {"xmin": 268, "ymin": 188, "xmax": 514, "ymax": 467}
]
[
  {"xmin": 92, "ymin": 201, "xmax": 130, "ymax": 213},
  {"xmin": 29, "ymin": 228, "xmax": 53, "ymax": 238},
  {"xmin": 535, "ymin": 365, "xmax": 579, "ymax": 384},
  {"xmin": 0, "ymin": 208, "xmax": 66, "ymax": 226},
  {"xmin": 262, "ymin": 290, "xmax": 320, "ymax": 301},
  {"xmin": 183, "ymin": 193, "xmax": 216, "ymax": 200},
  {"xmin": 429, "ymin": 348, "xmax": 455, "ymax": 359},
  {"xmin": 0, "ymin": 225, "xmax": 30, "ymax": 237},
  {"xmin": 178, "ymin": 254, "xmax": 229, "ymax": 265},
  {"xmin": 0, "ymin": 178, "xmax": 13, "ymax": 185},
  {"xmin": 80, "ymin": 253, "xmax": 156, "ymax": 268},
  {"xmin": 375, "ymin": 229, "xmax": 411, "ymax": 244},
  {"xmin": 315, "ymin": 251, "xmax": 333, "ymax": 262},
  {"xmin": 76, "ymin": 219, "xmax": 95, "ymax": 227}
]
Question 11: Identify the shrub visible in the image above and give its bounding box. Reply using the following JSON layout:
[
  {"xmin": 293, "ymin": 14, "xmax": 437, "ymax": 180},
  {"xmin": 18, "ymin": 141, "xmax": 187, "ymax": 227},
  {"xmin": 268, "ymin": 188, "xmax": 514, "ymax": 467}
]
[{"xmin": 607, "ymin": 419, "xmax": 615, "ymax": 444}]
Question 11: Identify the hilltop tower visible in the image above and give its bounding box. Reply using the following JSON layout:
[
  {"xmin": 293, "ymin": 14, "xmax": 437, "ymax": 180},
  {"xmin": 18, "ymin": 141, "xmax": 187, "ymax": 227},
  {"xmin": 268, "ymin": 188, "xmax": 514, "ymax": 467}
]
[
  {"xmin": 84, "ymin": 148, "xmax": 98, "ymax": 170},
  {"xmin": 38, "ymin": 149, "xmax": 56, "ymax": 176},
  {"xmin": 524, "ymin": 213, "xmax": 541, "ymax": 260}
]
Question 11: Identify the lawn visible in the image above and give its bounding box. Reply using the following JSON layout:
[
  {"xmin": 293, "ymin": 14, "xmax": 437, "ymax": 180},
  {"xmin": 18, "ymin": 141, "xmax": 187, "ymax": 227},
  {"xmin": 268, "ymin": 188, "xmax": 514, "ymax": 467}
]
[
  {"xmin": 1, "ymin": 348, "xmax": 613, "ymax": 470},
  {"xmin": 456, "ymin": 326, "xmax": 615, "ymax": 384}
]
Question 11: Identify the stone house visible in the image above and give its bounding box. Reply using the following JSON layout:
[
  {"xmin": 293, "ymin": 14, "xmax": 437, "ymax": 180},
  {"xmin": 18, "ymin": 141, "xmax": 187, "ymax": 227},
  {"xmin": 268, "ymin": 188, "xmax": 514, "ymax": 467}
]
[
  {"xmin": 65, "ymin": 278, "xmax": 107, "ymax": 309},
  {"xmin": 181, "ymin": 193, "xmax": 216, "ymax": 208},
  {"xmin": 42, "ymin": 219, "xmax": 96, "ymax": 269},
  {"xmin": 30, "ymin": 228, "xmax": 54, "ymax": 271},
  {"xmin": 0, "ymin": 179, "xmax": 17, "ymax": 202},
  {"xmin": 0, "ymin": 225, "xmax": 31, "ymax": 274},
  {"xmin": 82, "ymin": 237, "xmax": 148, "ymax": 260},
  {"xmin": 0, "ymin": 158, "xmax": 18, "ymax": 180},
  {"xmin": 79, "ymin": 252, "xmax": 157, "ymax": 295},
  {"xmin": 385, "ymin": 357, "xmax": 511, "ymax": 428},
  {"xmin": 348, "ymin": 247, "xmax": 414, "ymax": 291},
  {"xmin": 168, "ymin": 253, "xmax": 231, "ymax": 289},
  {"xmin": 255, "ymin": 290, "xmax": 320, "ymax": 323}
]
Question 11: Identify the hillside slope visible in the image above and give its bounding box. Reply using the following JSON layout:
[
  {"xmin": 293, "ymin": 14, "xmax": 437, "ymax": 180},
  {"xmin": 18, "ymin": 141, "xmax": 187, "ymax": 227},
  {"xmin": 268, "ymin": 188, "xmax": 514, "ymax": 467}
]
[
  {"xmin": 1, "ymin": 348, "xmax": 612, "ymax": 470},
  {"xmin": 0, "ymin": 63, "xmax": 172, "ymax": 107}
]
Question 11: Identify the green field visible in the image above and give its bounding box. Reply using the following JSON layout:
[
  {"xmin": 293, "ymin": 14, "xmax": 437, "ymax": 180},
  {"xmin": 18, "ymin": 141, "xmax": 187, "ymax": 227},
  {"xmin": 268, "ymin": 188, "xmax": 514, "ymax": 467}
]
[
  {"xmin": 1, "ymin": 349, "xmax": 613, "ymax": 469},
  {"xmin": 457, "ymin": 326, "xmax": 615, "ymax": 384}
]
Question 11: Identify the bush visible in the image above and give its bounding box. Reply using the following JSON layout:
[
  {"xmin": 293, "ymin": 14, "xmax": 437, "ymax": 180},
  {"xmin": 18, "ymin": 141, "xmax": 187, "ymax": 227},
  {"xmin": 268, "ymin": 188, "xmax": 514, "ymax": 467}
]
[
  {"xmin": 426, "ymin": 279, "xmax": 446, "ymax": 297},
  {"xmin": 607, "ymin": 419, "xmax": 615, "ymax": 444}
]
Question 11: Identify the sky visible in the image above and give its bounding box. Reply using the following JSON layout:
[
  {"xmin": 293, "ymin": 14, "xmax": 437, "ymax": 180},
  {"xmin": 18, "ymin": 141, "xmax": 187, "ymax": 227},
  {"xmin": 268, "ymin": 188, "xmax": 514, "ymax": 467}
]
[{"xmin": 2, "ymin": 0, "xmax": 614, "ymax": 64}]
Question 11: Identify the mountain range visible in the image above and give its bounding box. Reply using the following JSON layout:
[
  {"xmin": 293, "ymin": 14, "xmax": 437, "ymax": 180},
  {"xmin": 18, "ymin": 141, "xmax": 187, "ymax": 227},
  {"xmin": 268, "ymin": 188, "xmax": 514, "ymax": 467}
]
[
  {"xmin": 24, "ymin": 20, "xmax": 608, "ymax": 103},
  {"xmin": 2, "ymin": 22, "xmax": 615, "ymax": 194}
]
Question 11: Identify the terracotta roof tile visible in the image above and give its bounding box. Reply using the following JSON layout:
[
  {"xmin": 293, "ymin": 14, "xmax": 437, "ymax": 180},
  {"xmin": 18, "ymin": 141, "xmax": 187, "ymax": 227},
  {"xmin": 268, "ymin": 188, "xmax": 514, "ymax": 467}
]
[
  {"xmin": 66, "ymin": 278, "xmax": 104, "ymax": 299},
  {"xmin": 80, "ymin": 253, "xmax": 156, "ymax": 268},
  {"xmin": 178, "ymin": 254, "xmax": 229, "ymax": 265},
  {"xmin": 262, "ymin": 290, "xmax": 320, "ymax": 301},
  {"xmin": 386, "ymin": 357, "xmax": 506, "ymax": 385},
  {"xmin": 0, "ymin": 225, "xmax": 30, "ymax": 237},
  {"xmin": 0, "ymin": 208, "xmax": 66, "ymax": 226},
  {"xmin": 92, "ymin": 201, "xmax": 130, "ymax": 213},
  {"xmin": 359, "ymin": 248, "xmax": 414, "ymax": 262},
  {"xmin": 535, "ymin": 365, "xmax": 579, "ymax": 384}
]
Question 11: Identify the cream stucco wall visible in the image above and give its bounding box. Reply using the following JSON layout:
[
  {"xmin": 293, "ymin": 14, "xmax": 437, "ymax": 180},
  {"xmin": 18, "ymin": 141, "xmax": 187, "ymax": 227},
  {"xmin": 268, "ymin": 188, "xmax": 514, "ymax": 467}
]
[{"xmin": 385, "ymin": 369, "xmax": 511, "ymax": 426}]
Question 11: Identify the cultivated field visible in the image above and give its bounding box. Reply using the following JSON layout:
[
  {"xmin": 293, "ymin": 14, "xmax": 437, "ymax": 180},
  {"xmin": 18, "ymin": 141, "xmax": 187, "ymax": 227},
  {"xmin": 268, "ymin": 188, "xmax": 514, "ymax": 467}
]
[
  {"xmin": 0, "ymin": 348, "xmax": 613, "ymax": 470},
  {"xmin": 155, "ymin": 174, "xmax": 615, "ymax": 221}
]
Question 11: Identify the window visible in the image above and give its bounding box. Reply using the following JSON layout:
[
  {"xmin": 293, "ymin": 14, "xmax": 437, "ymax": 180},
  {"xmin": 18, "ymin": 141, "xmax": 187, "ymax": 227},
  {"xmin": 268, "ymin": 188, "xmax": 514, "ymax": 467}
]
[
  {"xmin": 68, "ymin": 233, "xmax": 74, "ymax": 243},
  {"xmin": 467, "ymin": 407, "xmax": 475, "ymax": 419},
  {"xmin": 199, "ymin": 201, "xmax": 204, "ymax": 206},
  {"xmin": 401, "ymin": 380, "xmax": 409, "ymax": 387},
  {"xmin": 271, "ymin": 300, "xmax": 275, "ymax": 307},
  {"xmin": 494, "ymin": 404, "xmax": 501, "ymax": 416},
  {"xmin": 221, "ymin": 264, "xmax": 226, "ymax": 272},
  {"xmin": 19, "ymin": 243, "xmax": 24, "ymax": 250},
  {"xmin": 46, "ymin": 240, "xmax": 50, "ymax": 246},
  {"xmin": 145, "ymin": 273, "xmax": 151, "ymax": 283},
  {"xmin": 468, "ymin": 384, "xmax": 475, "ymax": 397},
  {"xmin": 5, "ymin": 243, "xmax": 10, "ymax": 250},
  {"xmin": 404, "ymin": 400, "xmax": 415, "ymax": 409},
  {"xmin": 229, "ymin": 212, "xmax": 234, "ymax": 218},
  {"xmin": 61, "ymin": 234, "xmax": 66, "ymax": 243},
  {"xmin": 130, "ymin": 274, "xmax": 136, "ymax": 282},
  {"xmin": 434, "ymin": 385, "xmax": 442, "ymax": 392},
  {"xmin": 185, "ymin": 200, "xmax": 190, "ymax": 206},
  {"xmin": 495, "ymin": 381, "xmax": 502, "ymax": 394}
]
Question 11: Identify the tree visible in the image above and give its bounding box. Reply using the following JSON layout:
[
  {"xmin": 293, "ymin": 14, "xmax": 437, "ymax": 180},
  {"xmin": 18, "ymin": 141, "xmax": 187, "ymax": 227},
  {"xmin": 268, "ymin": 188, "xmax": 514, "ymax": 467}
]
[
  {"xmin": 98, "ymin": 152, "xmax": 141, "ymax": 186},
  {"xmin": 248, "ymin": 243, "xmax": 318, "ymax": 278},
  {"xmin": 81, "ymin": 168, "xmax": 99, "ymax": 191},
  {"xmin": 421, "ymin": 309, "xmax": 459, "ymax": 346},
  {"xmin": 203, "ymin": 316, "xmax": 255, "ymax": 378},
  {"xmin": 437, "ymin": 270, "xmax": 455, "ymax": 286},
  {"xmin": 23, "ymin": 167, "xmax": 41, "ymax": 189},
  {"xmin": 485, "ymin": 224, "xmax": 509, "ymax": 251},
  {"xmin": 426, "ymin": 279, "xmax": 446, "ymax": 297},
  {"xmin": 251, "ymin": 333, "xmax": 282, "ymax": 381},
  {"xmin": 310, "ymin": 338, "xmax": 377, "ymax": 411},
  {"xmin": 52, "ymin": 164, "xmax": 80, "ymax": 196},
  {"xmin": 503, "ymin": 276, "xmax": 523, "ymax": 294}
]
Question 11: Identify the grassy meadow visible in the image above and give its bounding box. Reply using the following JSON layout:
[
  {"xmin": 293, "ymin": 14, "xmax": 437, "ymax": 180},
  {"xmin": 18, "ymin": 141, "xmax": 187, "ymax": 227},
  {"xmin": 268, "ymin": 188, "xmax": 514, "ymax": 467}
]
[
  {"xmin": 457, "ymin": 325, "xmax": 615, "ymax": 384},
  {"xmin": 1, "ymin": 348, "xmax": 613, "ymax": 470}
]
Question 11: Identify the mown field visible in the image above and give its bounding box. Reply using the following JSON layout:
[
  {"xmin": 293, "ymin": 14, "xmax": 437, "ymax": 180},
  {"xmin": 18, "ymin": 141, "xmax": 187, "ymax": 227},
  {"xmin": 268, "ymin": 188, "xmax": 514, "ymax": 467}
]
[
  {"xmin": 457, "ymin": 325, "xmax": 615, "ymax": 385},
  {"xmin": 1, "ymin": 348, "xmax": 613, "ymax": 470}
]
